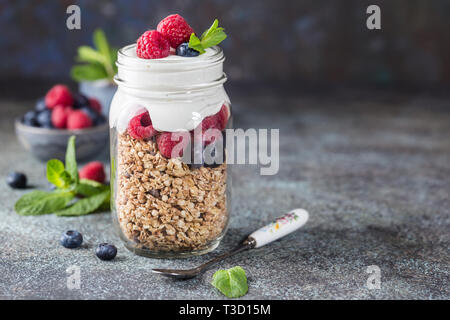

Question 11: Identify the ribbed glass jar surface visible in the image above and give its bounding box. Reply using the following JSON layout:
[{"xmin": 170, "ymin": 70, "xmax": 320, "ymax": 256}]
[{"xmin": 109, "ymin": 45, "xmax": 231, "ymax": 258}]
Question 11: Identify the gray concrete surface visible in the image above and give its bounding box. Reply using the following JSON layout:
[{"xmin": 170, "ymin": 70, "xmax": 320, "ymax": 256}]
[{"xmin": 0, "ymin": 90, "xmax": 449, "ymax": 299}]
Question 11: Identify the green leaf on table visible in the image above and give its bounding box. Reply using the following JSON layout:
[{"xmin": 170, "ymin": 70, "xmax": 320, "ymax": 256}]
[
  {"xmin": 71, "ymin": 64, "xmax": 108, "ymax": 82},
  {"xmin": 211, "ymin": 266, "xmax": 248, "ymax": 298},
  {"xmin": 65, "ymin": 136, "xmax": 78, "ymax": 185},
  {"xmin": 75, "ymin": 179, "xmax": 108, "ymax": 197},
  {"xmin": 15, "ymin": 191, "xmax": 74, "ymax": 216},
  {"xmin": 46, "ymin": 159, "xmax": 71, "ymax": 189},
  {"xmin": 55, "ymin": 190, "xmax": 110, "ymax": 217}
]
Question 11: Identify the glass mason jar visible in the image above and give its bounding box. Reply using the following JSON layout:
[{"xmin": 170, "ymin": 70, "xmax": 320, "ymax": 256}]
[{"xmin": 109, "ymin": 44, "xmax": 231, "ymax": 258}]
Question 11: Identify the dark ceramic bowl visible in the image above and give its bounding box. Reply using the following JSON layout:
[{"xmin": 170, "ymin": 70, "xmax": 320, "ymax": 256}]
[{"xmin": 15, "ymin": 119, "xmax": 109, "ymax": 162}]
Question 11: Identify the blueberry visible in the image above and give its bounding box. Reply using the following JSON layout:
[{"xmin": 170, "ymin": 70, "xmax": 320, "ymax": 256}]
[
  {"xmin": 35, "ymin": 97, "xmax": 47, "ymax": 112},
  {"xmin": 6, "ymin": 172, "xmax": 27, "ymax": 189},
  {"xmin": 80, "ymin": 106, "xmax": 100, "ymax": 123},
  {"xmin": 36, "ymin": 109, "xmax": 52, "ymax": 127},
  {"xmin": 95, "ymin": 115, "xmax": 107, "ymax": 126},
  {"xmin": 204, "ymin": 143, "xmax": 224, "ymax": 168},
  {"xmin": 176, "ymin": 43, "xmax": 200, "ymax": 57},
  {"xmin": 60, "ymin": 230, "xmax": 83, "ymax": 249},
  {"xmin": 95, "ymin": 243, "xmax": 117, "ymax": 261},
  {"xmin": 23, "ymin": 111, "xmax": 38, "ymax": 127},
  {"xmin": 73, "ymin": 93, "xmax": 89, "ymax": 109}
]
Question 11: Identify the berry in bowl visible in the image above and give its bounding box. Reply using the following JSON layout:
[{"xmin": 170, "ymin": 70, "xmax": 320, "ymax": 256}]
[{"xmin": 16, "ymin": 84, "xmax": 109, "ymax": 161}]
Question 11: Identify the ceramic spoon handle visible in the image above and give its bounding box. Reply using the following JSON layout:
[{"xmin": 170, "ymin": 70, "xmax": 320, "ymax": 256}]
[{"xmin": 248, "ymin": 208, "xmax": 309, "ymax": 248}]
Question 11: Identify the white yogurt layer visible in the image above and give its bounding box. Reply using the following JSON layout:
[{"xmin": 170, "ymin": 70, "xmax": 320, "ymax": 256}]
[{"xmin": 110, "ymin": 44, "xmax": 229, "ymax": 132}]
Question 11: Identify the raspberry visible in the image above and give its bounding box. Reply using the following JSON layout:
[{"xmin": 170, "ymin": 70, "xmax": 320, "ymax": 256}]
[
  {"xmin": 193, "ymin": 105, "xmax": 229, "ymax": 145},
  {"xmin": 157, "ymin": 132, "xmax": 190, "ymax": 158},
  {"xmin": 136, "ymin": 30, "xmax": 170, "ymax": 59},
  {"xmin": 79, "ymin": 161, "xmax": 106, "ymax": 183},
  {"xmin": 51, "ymin": 105, "xmax": 71, "ymax": 129},
  {"xmin": 127, "ymin": 111, "xmax": 157, "ymax": 140},
  {"xmin": 157, "ymin": 14, "xmax": 194, "ymax": 48},
  {"xmin": 88, "ymin": 98, "xmax": 102, "ymax": 113},
  {"xmin": 67, "ymin": 110, "xmax": 93, "ymax": 130},
  {"xmin": 45, "ymin": 85, "xmax": 73, "ymax": 109},
  {"xmin": 217, "ymin": 104, "xmax": 229, "ymax": 130}
]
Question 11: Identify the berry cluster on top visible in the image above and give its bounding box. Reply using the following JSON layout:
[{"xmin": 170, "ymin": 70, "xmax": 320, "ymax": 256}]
[
  {"xmin": 22, "ymin": 84, "xmax": 106, "ymax": 130},
  {"xmin": 127, "ymin": 104, "xmax": 229, "ymax": 163},
  {"xmin": 136, "ymin": 14, "xmax": 227, "ymax": 59}
]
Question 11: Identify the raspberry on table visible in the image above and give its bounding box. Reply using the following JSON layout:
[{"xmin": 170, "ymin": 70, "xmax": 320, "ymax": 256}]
[
  {"xmin": 157, "ymin": 132, "xmax": 190, "ymax": 158},
  {"xmin": 67, "ymin": 110, "xmax": 93, "ymax": 130},
  {"xmin": 51, "ymin": 105, "xmax": 71, "ymax": 129},
  {"xmin": 45, "ymin": 84, "xmax": 74, "ymax": 109},
  {"xmin": 79, "ymin": 161, "xmax": 106, "ymax": 183},
  {"xmin": 127, "ymin": 111, "xmax": 157, "ymax": 140},
  {"xmin": 136, "ymin": 30, "xmax": 170, "ymax": 59},
  {"xmin": 157, "ymin": 14, "xmax": 194, "ymax": 48}
]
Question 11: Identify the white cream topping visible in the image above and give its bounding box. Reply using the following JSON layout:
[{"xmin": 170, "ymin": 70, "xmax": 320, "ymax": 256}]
[{"xmin": 110, "ymin": 45, "xmax": 228, "ymax": 132}]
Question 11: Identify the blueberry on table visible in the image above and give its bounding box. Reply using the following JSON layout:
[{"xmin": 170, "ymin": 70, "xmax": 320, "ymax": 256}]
[
  {"xmin": 95, "ymin": 243, "xmax": 117, "ymax": 261},
  {"xmin": 35, "ymin": 97, "xmax": 48, "ymax": 112},
  {"xmin": 176, "ymin": 43, "xmax": 200, "ymax": 57},
  {"xmin": 6, "ymin": 172, "xmax": 27, "ymax": 189},
  {"xmin": 36, "ymin": 109, "xmax": 52, "ymax": 127},
  {"xmin": 23, "ymin": 111, "xmax": 38, "ymax": 127},
  {"xmin": 60, "ymin": 230, "xmax": 83, "ymax": 249}
]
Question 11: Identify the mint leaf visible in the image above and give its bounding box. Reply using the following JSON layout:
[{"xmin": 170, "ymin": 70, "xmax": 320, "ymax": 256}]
[
  {"xmin": 93, "ymin": 29, "xmax": 111, "ymax": 63},
  {"xmin": 188, "ymin": 33, "xmax": 205, "ymax": 54},
  {"xmin": 65, "ymin": 136, "xmax": 78, "ymax": 185},
  {"xmin": 188, "ymin": 19, "xmax": 227, "ymax": 54},
  {"xmin": 75, "ymin": 179, "xmax": 108, "ymax": 197},
  {"xmin": 15, "ymin": 191, "xmax": 74, "ymax": 216},
  {"xmin": 211, "ymin": 266, "xmax": 248, "ymax": 298},
  {"xmin": 71, "ymin": 64, "xmax": 108, "ymax": 81},
  {"xmin": 71, "ymin": 29, "xmax": 117, "ymax": 82},
  {"xmin": 76, "ymin": 46, "xmax": 107, "ymax": 65},
  {"xmin": 55, "ymin": 190, "xmax": 110, "ymax": 217},
  {"xmin": 200, "ymin": 19, "xmax": 219, "ymax": 40},
  {"xmin": 47, "ymin": 159, "xmax": 72, "ymax": 189}
]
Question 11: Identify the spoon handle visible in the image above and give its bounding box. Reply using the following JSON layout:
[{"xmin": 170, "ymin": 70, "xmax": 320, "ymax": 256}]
[
  {"xmin": 195, "ymin": 238, "xmax": 255, "ymax": 272},
  {"xmin": 248, "ymin": 208, "xmax": 309, "ymax": 248}
]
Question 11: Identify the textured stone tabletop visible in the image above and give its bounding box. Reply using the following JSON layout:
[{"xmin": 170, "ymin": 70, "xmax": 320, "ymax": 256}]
[{"xmin": 0, "ymin": 89, "xmax": 449, "ymax": 299}]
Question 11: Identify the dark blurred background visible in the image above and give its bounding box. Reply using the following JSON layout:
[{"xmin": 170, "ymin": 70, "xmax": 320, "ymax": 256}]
[{"xmin": 0, "ymin": 0, "xmax": 449, "ymax": 98}]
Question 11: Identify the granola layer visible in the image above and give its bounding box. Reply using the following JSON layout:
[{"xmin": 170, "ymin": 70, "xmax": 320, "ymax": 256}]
[{"xmin": 115, "ymin": 132, "xmax": 228, "ymax": 252}]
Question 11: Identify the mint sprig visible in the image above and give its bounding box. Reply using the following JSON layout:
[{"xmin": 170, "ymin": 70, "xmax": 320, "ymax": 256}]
[
  {"xmin": 71, "ymin": 29, "xmax": 118, "ymax": 83},
  {"xmin": 211, "ymin": 266, "xmax": 248, "ymax": 298},
  {"xmin": 14, "ymin": 136, "xmax": 110, "ymax": 217},
  {"xmin": 188, "ymin": 19, "xmax": 227, "ymax": 54}
]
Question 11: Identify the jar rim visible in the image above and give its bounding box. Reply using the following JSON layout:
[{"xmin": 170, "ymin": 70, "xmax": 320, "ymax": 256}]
[
  {"xmin": 117, "ymin": 44, "xmax": 225, "ymax": 70},
  {"xmin": 114, "ymin": 44, "xmax": 226, "ymax": 93}
]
